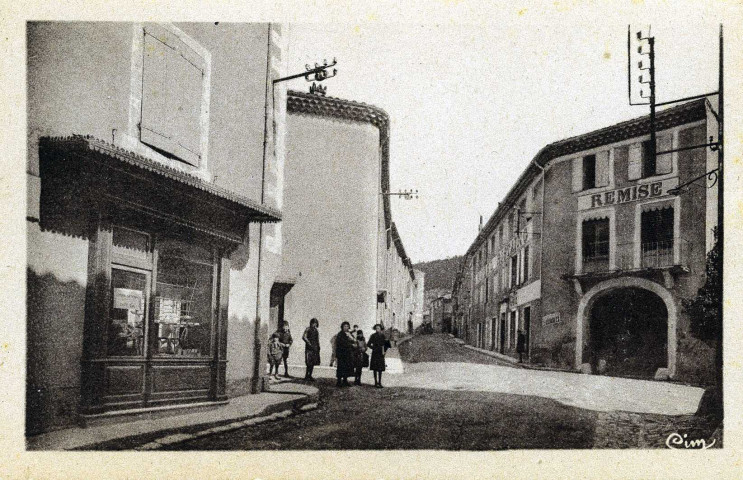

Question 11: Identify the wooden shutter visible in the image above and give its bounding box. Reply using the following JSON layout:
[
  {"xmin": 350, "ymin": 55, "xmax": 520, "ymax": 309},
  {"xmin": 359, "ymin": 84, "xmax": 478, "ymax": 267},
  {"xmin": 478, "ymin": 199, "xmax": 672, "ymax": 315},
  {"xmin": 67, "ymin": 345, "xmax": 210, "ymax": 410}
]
[
  {"xmin": 571, "ymin": 157, "xmax": 583, "ymax": 192},
  {"xmin": 595, "ymin": 150, "xmax": 610, "ymax": 187},
  {"xmin": 628, "ymin": 143, "xmax": 642, "ymax": 180},
  {"xmin": 656, "ymin": 133, "xmax": 673, "ymax": 174},
  {"xmin": 141, "ymin": 26, "xmax": 204, "ymax": 167}
]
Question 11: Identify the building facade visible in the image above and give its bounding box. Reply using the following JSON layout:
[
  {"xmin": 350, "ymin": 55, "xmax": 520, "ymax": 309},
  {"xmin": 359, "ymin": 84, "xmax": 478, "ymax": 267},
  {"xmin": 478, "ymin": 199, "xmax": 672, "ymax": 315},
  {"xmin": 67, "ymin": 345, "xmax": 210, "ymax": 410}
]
[
  {"xmin": 27, "ymin": 22, "xmax": 287, "ymax": 435},
  {"xmin": 453, "ymin": 100, "xmax": 718, "ymax": 383},
  {"xmin": 281, "ymin": 91, "xmax": 419, "ymax": 366}
]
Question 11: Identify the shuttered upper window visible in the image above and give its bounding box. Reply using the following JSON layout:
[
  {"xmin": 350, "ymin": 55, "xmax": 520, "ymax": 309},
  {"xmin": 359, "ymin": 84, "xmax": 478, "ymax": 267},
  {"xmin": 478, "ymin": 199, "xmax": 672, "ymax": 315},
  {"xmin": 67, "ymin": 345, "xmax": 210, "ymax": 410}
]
[
  {"xmin": 628, "ymin": 133, "xmax": 672, "ymax": 180},
  {"xmin": 572, "ymin": 150, "xmax": 609, "ymax": 192},
  {"xmin": 140, "ymin": 24, "xmax": 206, "ymax": 167}
]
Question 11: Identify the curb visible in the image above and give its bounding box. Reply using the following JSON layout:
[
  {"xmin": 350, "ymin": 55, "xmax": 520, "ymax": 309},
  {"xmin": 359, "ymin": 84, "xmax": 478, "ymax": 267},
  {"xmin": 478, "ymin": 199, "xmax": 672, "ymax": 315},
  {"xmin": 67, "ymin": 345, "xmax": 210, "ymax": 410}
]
[
  {"xmin": 136, "ymin": 401, "xmax": 321, "ymax": 450},
  {"xmin": 78, "ymin": 389, "xmax": 319, "ymax": 450}
]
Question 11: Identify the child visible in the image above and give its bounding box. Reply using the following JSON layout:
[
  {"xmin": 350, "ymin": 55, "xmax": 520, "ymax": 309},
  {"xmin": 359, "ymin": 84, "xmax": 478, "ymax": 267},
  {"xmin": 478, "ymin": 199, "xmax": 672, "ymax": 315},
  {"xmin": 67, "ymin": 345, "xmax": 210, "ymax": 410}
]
[{"xmin": 267, "ymin": 333, "xmax": 285, "ymax": 380}]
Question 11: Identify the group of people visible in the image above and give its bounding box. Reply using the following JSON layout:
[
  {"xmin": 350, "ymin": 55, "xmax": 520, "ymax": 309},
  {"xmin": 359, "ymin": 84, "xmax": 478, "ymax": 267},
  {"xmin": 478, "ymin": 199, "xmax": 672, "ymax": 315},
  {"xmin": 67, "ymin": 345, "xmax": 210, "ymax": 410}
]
[{"xmin": 268, "ymin": 319, "xmax": 390, "ymax": 388}]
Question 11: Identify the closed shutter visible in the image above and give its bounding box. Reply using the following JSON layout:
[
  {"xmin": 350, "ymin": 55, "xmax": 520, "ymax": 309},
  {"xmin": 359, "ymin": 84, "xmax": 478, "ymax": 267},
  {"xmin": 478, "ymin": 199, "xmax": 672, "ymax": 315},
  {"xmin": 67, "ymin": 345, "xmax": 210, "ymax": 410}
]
[
  {"xmin": 141, "ymin": 26, "xmax": 204, "ymax": 167},
  {"xmin": 571, "ymin": 157, "xmax": 583, "ymax": 192},
  {"xmin": 628, "ymin": 143, "xmax": 642, "ymax": 180},
  {"xmin": 595, "ymin": 150, "xmax": 610, "ymax": 187},
  {"xmin": 656, "ymin": 133, "xmax": 673, "ymax": 174}
]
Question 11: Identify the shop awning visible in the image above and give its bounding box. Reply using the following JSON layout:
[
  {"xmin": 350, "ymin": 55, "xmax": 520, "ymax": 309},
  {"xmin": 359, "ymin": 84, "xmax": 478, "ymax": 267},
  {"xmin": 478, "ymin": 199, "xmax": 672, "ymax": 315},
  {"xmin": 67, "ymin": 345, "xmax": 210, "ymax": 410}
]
[{"xmin": 38, "ymin": 135, "xmax": 281, "ymax": 245}]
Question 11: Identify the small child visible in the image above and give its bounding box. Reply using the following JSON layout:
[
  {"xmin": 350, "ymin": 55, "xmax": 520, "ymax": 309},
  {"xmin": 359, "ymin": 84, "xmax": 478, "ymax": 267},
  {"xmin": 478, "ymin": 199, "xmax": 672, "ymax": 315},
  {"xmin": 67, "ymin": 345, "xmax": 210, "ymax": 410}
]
[{"xmin": 267, "ymin": 333, "xmax": 285, "ymax": 380}]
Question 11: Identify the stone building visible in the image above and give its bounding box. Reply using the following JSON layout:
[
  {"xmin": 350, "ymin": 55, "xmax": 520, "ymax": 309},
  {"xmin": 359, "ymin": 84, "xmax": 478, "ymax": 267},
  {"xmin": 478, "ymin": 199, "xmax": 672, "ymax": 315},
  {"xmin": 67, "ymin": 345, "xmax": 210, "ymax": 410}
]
[
  {"xmin": 26, "ymin": 22, "xmax": 287, "ymax": 435},
  {"xmin": 280, "ymin": 91, "xmax": 419, "ymax": 366},
  {"xmin": 453, "ymin": 100, "xmax": 718, "ymax": 383}
]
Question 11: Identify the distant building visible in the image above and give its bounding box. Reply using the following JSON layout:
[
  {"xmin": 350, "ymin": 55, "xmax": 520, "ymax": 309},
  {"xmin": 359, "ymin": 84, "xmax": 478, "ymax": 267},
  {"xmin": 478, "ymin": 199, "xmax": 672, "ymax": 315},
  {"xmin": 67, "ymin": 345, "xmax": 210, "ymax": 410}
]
[
  {"xmin": 453, "ymin": 100, "xmax": 718, "ymax": 383},
  {"xmin": 281, "ymin": 91, "xmax": 419, "ymax": 365},
  {"xmin": 26, "ymin": 22, "xmax": 287, "ymax": 435},
  {"xmin": 430, "ymin": 294, "xmax": 453, "ymax": 333}
]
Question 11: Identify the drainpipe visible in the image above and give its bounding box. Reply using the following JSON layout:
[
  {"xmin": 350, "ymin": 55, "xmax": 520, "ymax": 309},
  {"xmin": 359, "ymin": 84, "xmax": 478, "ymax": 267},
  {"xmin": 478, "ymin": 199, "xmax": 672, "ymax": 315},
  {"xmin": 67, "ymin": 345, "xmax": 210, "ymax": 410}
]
[
  {"xmin": 251, "ymin": 23, "xmax": 272, "ymax": 394},
  {"xmin": 531, "ymin": 157, "xmax": 545, "ymax": 362}
]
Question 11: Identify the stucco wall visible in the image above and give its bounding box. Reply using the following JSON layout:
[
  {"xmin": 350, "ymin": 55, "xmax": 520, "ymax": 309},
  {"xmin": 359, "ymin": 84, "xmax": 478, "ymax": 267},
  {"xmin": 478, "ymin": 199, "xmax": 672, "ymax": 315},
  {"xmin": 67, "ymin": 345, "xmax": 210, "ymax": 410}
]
[
  {"xmin": 26, "ymin": 22, "xmax": 281, "ymax": 433},
  {"xmin": 282, "ymin": 114, "xmax": 381, "ymax": 366}
]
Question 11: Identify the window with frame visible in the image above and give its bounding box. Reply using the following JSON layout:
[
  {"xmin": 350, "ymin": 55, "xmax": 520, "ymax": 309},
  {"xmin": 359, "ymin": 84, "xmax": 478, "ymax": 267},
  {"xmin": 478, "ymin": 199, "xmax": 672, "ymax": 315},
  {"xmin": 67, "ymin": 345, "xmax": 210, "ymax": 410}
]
[
  {"xmin": 523, "ymin": 245, "xmax": 530, "ymax": 283},
  {"xmin": 628, "ymin": 133, "xmax": 673, "ymax": 180},
  {"xmin": 572, "ymin": 151, "xmax": 609, "ymax": 192},
  {"xmin": 640, "ymin": 206, "xmax": 674, "ymax": 268},
  {"xmin": 140, "ymin": 24, "xmax": 206, "ymax": 167},
  {"xmin": 582, "ymin": 218, "xmax": 610, "ymax": 272},
  {"xmin": 510, "ymin": 254, "xmax": 518, "ymax": 289},
  {"xmin": 107, "ymin": 226, "xmax": 216, "ymax": 360}
]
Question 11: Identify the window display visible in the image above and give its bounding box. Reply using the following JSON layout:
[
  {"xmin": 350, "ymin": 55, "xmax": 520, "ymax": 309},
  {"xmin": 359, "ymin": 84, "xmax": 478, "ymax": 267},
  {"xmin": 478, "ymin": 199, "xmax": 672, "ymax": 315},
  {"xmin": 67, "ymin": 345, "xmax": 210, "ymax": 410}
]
[
  {"xmin": 108, "ymin": 268, "xmax": 147, "ymax": 356},
  {"xmin": 154, "ymin": 239, "xmax": 214, "ymax": 357}
]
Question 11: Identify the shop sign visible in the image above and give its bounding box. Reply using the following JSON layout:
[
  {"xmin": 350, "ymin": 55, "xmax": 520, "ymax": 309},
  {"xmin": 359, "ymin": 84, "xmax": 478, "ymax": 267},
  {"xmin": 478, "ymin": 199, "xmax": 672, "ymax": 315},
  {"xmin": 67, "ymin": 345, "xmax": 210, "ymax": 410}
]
[
  {"xmin": 542, "ymin": 312, "xmax": 560, "ymax": 326},
  {"xmin": 577, "ymin": 177, "xmax": 678, "ymax": 210}
]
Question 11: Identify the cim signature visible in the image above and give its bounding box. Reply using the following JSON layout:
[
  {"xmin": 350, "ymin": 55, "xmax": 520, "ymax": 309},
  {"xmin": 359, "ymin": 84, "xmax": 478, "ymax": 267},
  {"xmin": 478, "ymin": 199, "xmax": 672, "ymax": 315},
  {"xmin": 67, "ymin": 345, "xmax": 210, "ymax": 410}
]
[{"xmin": 665, "ymin": 432, "xmax": 716, "ymax": 449}]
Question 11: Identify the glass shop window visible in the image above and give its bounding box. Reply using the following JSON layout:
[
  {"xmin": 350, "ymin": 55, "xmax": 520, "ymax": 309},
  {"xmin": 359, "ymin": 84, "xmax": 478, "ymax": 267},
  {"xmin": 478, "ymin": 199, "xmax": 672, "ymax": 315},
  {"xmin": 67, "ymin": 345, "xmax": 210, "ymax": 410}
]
[
  {"xmin": 109, "ymin": 268, "xmax": 148, "ymax": 357},
  {"xmin": 154, "ymin": 238, "xmax": 214, "ymax": 357}
]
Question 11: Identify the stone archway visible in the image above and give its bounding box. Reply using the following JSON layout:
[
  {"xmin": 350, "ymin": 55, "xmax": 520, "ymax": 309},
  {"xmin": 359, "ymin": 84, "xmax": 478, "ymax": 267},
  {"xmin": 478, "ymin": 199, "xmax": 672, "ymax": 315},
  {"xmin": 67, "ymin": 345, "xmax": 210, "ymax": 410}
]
[{"xmin": 575, "ymin": 277, "xmax": 677, "ymax": 379}]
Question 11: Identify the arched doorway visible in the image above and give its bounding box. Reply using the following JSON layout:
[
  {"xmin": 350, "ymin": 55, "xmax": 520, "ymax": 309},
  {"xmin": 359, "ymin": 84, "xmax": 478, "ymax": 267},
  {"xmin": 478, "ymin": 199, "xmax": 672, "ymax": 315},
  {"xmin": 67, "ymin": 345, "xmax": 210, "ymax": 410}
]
[{"xmin": 587, "ymin": 287, "xmax": 667, "ymax": 378}]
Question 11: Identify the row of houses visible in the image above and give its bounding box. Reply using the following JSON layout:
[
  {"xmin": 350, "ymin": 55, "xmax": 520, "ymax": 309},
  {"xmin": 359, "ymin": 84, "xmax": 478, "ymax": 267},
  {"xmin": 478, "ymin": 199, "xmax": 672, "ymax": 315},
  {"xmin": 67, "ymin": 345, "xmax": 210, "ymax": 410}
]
[
  {"xmin": 452, "ymin": 99, "xmax": 719, "ymax": 384},
  {"xmin": 26, "ymin": 22, "xmax": 422, "ymax": 436}
]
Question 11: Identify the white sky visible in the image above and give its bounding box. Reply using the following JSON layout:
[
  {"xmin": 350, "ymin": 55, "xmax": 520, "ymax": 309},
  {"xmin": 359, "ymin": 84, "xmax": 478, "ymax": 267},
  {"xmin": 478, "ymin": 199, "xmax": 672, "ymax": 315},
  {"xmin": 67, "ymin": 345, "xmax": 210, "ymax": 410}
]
[{"xmin": 286, "ymin": 17, "xmax": 721, "ymax": 263}]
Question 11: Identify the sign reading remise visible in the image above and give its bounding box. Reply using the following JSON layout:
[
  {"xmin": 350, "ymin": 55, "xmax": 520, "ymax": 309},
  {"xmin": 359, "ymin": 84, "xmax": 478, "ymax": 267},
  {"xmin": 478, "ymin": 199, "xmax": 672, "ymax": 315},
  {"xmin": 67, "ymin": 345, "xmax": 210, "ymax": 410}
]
[{"xmin": 577, "ymin": 177, "xmax": 679, "ymax": 210}]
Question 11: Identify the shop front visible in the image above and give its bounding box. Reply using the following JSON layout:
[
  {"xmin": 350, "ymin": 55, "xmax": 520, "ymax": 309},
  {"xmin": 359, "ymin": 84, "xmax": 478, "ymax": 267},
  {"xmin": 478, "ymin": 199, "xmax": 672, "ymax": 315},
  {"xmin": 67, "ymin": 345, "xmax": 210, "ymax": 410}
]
[{"xmin": 39, "ymin": 135, "xmax": 281, "ymax": 416}]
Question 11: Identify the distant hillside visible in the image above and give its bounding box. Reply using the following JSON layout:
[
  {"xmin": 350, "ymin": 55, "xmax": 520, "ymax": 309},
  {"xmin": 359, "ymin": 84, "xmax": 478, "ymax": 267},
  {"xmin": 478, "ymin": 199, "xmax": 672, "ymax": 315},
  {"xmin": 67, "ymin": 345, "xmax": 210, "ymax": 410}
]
[{"xmin": 413, "ymin": 256, "xmax": 463, "ymax": 292}]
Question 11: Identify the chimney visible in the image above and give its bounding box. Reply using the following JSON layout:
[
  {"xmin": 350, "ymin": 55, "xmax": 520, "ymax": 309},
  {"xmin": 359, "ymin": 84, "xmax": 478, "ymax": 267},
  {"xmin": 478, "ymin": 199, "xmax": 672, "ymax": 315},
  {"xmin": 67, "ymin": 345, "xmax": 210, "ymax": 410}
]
[{"xmin": 479, "ymin": 215, "xmax": 483, "ymax": 231}]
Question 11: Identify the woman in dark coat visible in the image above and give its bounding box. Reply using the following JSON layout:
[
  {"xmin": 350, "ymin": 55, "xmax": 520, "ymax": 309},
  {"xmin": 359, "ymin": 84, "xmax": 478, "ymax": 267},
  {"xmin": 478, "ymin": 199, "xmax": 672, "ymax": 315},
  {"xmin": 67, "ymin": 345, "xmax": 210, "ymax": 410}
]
[
  {"xmin": 334, "ymin": 321, "xmax": 356, "ymax": 387},
  {"xmin": 302, "ymin": 318, "xmax": 321, "ymax": 381},
  {"xmin": 367, "ymin": 324, "xmax": 388, "ymax": 388}
]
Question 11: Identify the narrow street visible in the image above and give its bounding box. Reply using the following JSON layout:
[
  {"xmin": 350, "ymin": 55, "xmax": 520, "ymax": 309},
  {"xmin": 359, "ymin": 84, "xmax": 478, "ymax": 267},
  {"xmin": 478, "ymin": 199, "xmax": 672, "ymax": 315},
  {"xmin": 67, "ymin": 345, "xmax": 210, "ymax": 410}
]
[{"xmin": 164, "ymin": 334, "xmax": 717, "ymax": 450}]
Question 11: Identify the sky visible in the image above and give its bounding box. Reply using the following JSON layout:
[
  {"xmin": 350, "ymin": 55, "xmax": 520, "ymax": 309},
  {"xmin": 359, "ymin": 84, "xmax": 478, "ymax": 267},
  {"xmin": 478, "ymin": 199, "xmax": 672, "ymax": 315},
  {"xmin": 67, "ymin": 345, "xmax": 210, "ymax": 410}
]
[{"xmin": 285, "ymin": 15, "xmax": 721, "ymax": 263}]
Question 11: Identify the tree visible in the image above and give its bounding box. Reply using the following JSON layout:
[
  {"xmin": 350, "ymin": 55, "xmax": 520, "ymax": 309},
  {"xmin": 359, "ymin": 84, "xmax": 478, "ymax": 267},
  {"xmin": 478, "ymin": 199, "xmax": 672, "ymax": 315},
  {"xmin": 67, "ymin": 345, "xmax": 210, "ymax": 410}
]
[{"xmin": 683, "ymin": 227, "xmax": 722, "ymax": 344}]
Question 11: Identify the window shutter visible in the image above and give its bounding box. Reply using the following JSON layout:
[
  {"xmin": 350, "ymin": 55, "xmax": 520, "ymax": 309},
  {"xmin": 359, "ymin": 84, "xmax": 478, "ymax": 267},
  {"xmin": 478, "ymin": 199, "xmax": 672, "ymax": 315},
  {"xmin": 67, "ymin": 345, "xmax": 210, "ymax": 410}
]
[
  {"xmin": 595, "ymin": 150, "xmax": 610, "ymax": 187},
  {"xmin": 571, "ymin": 157, "xmax": 583, "ymax": 192},
  {"xmin": 140, "ymin": 26, "xmax": 204, "ymax": 167},
  {"xmin": 141, "ymin": 33, "xmax": 171, "ymax": 154},
  {"xmin": 656, "ymin": 134, "xmax": 673, "ymax": 174},
  {"xmin": 628, "ymin": 143, "xmax": 642, "ymax": 180}
]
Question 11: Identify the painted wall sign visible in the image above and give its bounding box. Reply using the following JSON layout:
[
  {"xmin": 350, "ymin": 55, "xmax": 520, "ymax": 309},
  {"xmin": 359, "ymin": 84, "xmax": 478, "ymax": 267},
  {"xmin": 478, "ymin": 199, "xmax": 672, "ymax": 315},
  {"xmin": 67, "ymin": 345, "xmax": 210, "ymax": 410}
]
[
  {"xmin": 577, "ymin": 177, "xmax": 679, "ymax": 210},
  {"xmin": 542, "ymin": 312, "xmax": 561, "ymax": 326}
]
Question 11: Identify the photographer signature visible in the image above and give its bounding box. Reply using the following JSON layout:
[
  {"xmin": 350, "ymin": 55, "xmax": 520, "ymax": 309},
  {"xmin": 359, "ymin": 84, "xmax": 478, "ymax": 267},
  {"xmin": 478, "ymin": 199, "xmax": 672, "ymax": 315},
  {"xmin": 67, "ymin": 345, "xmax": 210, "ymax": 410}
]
[{"xmin": 665, "ymin": 432, "xmax": 716, "ymax": 449}]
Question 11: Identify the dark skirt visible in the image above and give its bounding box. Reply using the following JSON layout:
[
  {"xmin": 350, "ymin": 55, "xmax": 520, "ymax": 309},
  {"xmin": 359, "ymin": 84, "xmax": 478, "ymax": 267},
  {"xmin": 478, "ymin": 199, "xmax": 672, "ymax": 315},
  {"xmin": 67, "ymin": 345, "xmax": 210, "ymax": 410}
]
[
  {"xmin": 305, "ymin": 348, "xmax": 320, "ymax": 366},
  {"xmin": 336, "ymin": 355, "xmax": 354, "ymax": 378},
  {"xmin": 370, "ymin": 350, "xmax": 385, "ymax": 372}
]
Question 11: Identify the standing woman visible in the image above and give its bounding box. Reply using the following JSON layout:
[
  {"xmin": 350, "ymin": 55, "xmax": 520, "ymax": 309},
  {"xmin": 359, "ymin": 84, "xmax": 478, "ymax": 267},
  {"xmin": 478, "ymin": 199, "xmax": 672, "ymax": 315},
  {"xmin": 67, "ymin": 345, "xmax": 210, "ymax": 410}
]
[
  {"xmin": 352, "ymin": 329, "xmax": 368, "ymax": 385},
  {"xmin": 367, "ymin": 324, "xmax": 387, "ymax": 388},
  {"xmin": 334, "ymin": 321, "xmax": 355, "ymax": 387},
  {"xmin": 302, "ymin": 318, "xmax": 321, "ymax": 381}
]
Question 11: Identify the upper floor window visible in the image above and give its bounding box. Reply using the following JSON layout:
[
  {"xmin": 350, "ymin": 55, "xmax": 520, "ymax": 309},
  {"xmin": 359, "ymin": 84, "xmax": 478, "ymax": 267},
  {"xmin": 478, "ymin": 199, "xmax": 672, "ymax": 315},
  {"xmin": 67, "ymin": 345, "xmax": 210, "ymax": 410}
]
[
  {"xmin": 140, "ymin": 24, "xmax": 207, "ymax": 167},
  {"xmin": 628, "ymin": 133, "xmax": 672, "ymax": 180},
  {"xmin": 582, "ymin": 218, "xmax": 609, "ymax": 272},
  {"xmin": 640, "ymin": 206, "xmax": 674, "ymax": 268},
  {"xmin": 573, "ymin": 151, "xmax": 609, "ymax": 192}
]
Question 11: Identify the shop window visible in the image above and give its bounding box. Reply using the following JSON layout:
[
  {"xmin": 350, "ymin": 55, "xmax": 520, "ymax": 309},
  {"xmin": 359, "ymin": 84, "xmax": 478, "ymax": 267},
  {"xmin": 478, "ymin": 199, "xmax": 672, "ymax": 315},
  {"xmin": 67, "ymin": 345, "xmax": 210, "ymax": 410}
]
[
  {"xmin": 582, "ymin": 218, "xmax": 609, "ymax": 272},
  {"xmin": 640, "ymin": 207, "xmax": 674, "ymax": 268},
  {"xmin": 108, "ymin": 268, "xmax": 148, "ymax": 357},
  {"xmin": 155, "ymin": 239, "xmax": 214, "ymax": 357},
  {"xmin": 141, "ymin": 24, "xmax": 206, "ymax": 167}
]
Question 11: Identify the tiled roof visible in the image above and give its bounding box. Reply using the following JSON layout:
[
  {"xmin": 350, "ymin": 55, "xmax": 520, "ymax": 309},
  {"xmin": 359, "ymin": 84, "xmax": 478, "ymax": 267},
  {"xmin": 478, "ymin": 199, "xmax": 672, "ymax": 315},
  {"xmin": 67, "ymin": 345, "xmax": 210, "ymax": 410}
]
[{"xmin": 466, "ymin": 99, "xmax": 707, "ymax": 256}]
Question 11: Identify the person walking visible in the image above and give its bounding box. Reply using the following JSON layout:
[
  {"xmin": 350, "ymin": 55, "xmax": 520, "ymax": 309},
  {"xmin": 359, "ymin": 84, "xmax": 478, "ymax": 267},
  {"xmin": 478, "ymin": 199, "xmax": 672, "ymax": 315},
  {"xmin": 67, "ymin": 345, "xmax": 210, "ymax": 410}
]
[
  {"xmin": 516, "ymin": 329, "xmax": 526, "ymax": 363},
  {"xmin": 277, "ymin": 321, "xmax": 293, "ymax": 377},
  {"xmin": 334, "ymin": 321, "xmax": 356, "ymax": 387},
  {"xmin": 352, "ymin": 329, "xmax": 368, "ymax": 385},
  {"xmin": 367, "ymin": 324, "xmax": 388, "ymax": 388},
  {"xmin": 302, "ymin": 318, "xmax": 321, "ymax": 381}
]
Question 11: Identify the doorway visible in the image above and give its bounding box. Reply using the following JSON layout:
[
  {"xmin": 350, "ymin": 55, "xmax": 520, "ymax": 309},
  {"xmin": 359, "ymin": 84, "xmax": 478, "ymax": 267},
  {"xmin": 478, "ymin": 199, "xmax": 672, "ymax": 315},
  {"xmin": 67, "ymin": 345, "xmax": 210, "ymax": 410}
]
[{"xmin": 588, "ymin": 287, "xmax": 668, "ymax": 378}]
